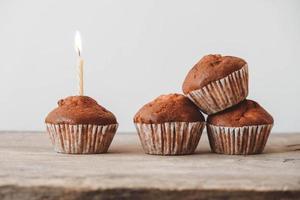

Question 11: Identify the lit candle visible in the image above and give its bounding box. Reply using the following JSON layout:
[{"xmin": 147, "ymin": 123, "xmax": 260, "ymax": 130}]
[{"xmin": 75, "ymin": 31, "xmax": 84, "ymax": 96}]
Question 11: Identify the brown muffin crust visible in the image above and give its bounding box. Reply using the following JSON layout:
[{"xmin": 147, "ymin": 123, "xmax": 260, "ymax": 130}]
[
  {"xmin": 207, "ymin": 100, "xmax": 273, "ymax": 127},
  {"xmin": 182, "ymin": 54, "xmax": 247, "ymax": 94},
  {"xmin": 45, "ymin": 96, "xmax": 117, "ymax": 125},
  {"xmin": 134, "ymin": 93, "xmax": 205, "ymax": 123}
]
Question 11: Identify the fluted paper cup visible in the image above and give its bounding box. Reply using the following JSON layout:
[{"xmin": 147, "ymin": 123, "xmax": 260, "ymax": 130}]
[
  {"xmin": 46, "ymin": 123, "xmax": 118, "ymax": 154},
  {"xmin": 187, "ymin": 65, "xmax": 248, "ymax": 114},
  {"xmin": 206, "ymin": 123, "xmax": 273, "ymax": 155},
  {"xmin": 135, "ymin": 122, "xmax": 205, "ymax": 155}
]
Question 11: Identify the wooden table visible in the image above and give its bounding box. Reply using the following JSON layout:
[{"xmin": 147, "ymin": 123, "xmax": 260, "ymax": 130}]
[{"xmin": 0, "ymin": 132, "xmax": 299, "ymax": 200}]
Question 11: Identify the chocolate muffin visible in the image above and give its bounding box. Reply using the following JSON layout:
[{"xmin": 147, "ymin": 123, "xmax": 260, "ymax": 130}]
[
  {"xmin": 45, "ymin": 96, "xmax": 118, "ymax": 154},
  {"xmin": 206, "ymin": 99, "xmax": 274, "ymax": 155},
  {"xmin": 134, "ymin": 94, "xmax": 205, "ymax": 155},
  {"xmin": 134, "ymin": 94, "xmax": 205, "ymax": 123},
  {"xmin": 46, "ymin": 96, "xmax": 117, "ymax": 125},
  {"xmin": 182, "ymin": 54, "xmax": 248, "ymax": 114}
]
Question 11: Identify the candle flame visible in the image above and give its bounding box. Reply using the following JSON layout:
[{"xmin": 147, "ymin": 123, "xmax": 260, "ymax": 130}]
[{"xmin": 74, "ymin": 30, "xmax": 82, "ymax": 56}]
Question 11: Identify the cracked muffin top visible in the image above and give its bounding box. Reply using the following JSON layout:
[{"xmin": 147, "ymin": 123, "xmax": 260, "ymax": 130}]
[
  {"xmin": 134, "ymin": 93, "xmax": 205, "ymax": 123},
  {"xmin": 207, "ymin": 100, "xmax": 273, "ymax": 127},
  {"xmin": 45, "ymin": 96, "xmax": 117, "ymax": 125},
  {"xmin": 182, "ymin": 54, "xmax": 247, "ymax": 94}
]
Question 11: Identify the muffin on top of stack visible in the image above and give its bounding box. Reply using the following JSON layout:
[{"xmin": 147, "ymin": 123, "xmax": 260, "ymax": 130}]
[{"xmin": 182, "ymin": 54, "xmax": 273, "ymax": 155}]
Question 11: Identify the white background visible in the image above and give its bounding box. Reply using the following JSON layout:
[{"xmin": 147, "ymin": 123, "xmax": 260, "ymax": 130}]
[{"xmin": 0, "ymin": 0, "xmax": 299, "ymax": 133}]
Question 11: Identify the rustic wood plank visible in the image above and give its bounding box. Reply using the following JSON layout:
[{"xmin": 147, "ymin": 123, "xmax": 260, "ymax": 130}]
[{"xmin": 0, "ymin": 132, "xmax": 299, "ymax": 200}]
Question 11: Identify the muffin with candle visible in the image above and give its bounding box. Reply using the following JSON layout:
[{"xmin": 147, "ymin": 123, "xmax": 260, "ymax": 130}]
[
  {"xmin": 134, "ymin": 93, "xmax": 205, "ymax": 155},
  {"xmin": 206, "ymin": 99, "xmax": 273, "ymax": 155},
  {"xmin": 45, "ymin": 96, "xmax": 118, "ymax": 154},
  {"xmin": 182, "ymin": 54, "xmax": 248, "ymax": 114}
]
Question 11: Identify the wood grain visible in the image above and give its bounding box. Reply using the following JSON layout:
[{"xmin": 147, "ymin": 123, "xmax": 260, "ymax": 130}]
[{"xmin": 0, "ymin": 132, "xmax": 299, "ymax": 200}]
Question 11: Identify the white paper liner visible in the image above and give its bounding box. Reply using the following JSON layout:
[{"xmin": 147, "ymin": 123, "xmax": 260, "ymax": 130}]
[
  {"xmin": 46, "ymin": 123, "xmax": 118, "ymax": 154},
  {"xmin": 135, "ymin": 122, "xmax": 205, "ymax": 155},
  {"xmin": 206, "ymin": 123, "xmax": 273, "ymax": 155},
  {"xmin": 187, "ymin": 64, "xmax": 248, "ymax": 114}
]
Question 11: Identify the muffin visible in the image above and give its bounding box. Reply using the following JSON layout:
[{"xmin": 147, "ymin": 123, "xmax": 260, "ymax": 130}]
[
  {"xmin": 206, "ymin": 99, "xmax": 273, "ymax": 155},
  {"xmin": 134, "ymin": 94, "xmax": 205, "ymax": 155},
  {"xmin": 45, "ymin": 96, "xmax": 118, "ymax": 154},
  {"xmin": 182, "ymin": 54, "xmax": 248, "ymax": 114}
]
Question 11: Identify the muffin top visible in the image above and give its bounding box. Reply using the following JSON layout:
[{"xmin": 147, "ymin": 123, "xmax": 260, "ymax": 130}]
[
  {"xmin": 45, "ymin": 96, "xmax": 117, "ymax": 125},
  {"xmin": 207, "ymin": 100, "xmax": 273, "ymax": 127},
  {"xmin": 134, "ymin": 93, "xmax": 205, "ymax": 123},
  {"xmin": 182, "ymin": 54, "xmax": 247, "ymax": 94}
]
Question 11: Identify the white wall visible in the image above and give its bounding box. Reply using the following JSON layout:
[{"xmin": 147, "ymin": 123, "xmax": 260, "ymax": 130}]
[{"xmin": 0, "ymin": 0, "xmax": 299, "ymax": 132}]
